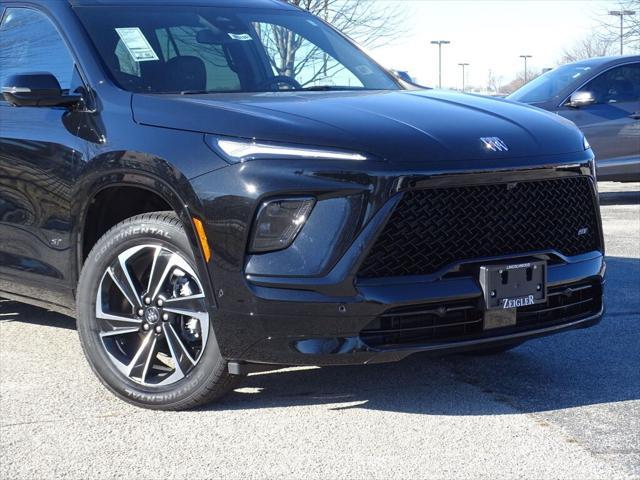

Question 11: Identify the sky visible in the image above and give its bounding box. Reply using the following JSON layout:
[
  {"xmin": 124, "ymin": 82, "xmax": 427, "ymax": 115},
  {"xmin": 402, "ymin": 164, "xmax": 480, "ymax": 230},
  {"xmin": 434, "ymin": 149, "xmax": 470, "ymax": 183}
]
[{"xmin": 366, "ymin": 0, "xmax": 625, "ymax": 90}]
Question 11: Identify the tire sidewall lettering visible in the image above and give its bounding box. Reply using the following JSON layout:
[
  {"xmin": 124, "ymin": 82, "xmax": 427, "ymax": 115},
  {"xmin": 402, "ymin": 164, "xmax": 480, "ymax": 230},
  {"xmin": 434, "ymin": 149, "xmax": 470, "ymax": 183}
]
[{"xmin": 93, "ymin": 225, "xmax": 172, "ymax": 263}]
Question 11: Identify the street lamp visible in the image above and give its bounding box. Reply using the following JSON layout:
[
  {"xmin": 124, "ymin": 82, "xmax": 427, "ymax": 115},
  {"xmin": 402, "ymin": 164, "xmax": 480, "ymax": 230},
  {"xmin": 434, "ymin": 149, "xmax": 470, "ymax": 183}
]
[
  {"xmin": 520, "ymin": 55, "xmax": 532, "ymax": 83},
  {"xmin": 431, "ymin": 40, "xmax": 451, "ymax": 89},
  {"xmin": 609, "ymin": 10, "xmax": 636, "ymax": 55},
  {"xmin": 458, "ymin": 63, "xmax": 469, "ymax": 92}
]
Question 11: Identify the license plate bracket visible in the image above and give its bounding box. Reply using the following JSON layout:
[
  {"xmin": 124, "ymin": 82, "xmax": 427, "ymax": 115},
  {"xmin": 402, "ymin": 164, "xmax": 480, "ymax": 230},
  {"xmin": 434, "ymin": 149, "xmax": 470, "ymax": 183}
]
[{"xmin": 480, "ymin": 260, "xmax": 547, "ymax": 311}]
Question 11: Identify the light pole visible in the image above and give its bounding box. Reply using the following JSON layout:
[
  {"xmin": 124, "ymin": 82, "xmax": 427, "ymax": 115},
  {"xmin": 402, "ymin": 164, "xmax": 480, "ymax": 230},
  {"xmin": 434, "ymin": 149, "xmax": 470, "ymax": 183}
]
[
  {"xmin": 458, "ymin": 63, "xmax": 469, "ymax": 92},
  {"xmin": 323, "ymin": 0, "xmax": 329, "ymax": 75},
  {"xmin": 520, "ymin": 55, "xmax": 532, "ymax": 83},
  {"xmin": 431, "ymin": 40, "xmax": 450, "ymax": 89},
  {"xmin": 609, "ymin": 10, "xmax": 636, "ymax": 55}
]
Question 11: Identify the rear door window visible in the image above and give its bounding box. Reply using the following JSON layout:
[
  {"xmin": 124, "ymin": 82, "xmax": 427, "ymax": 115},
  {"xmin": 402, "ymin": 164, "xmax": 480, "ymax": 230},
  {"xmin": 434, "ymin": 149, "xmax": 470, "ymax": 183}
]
[{"xmin": 582, "ymin": 63, "xmax": 640, "ymax": 104}]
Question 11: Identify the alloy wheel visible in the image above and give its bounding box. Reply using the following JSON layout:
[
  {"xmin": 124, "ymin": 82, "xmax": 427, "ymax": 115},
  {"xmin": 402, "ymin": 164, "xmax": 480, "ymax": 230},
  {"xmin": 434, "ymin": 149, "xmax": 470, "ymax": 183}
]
[{"xmin": 95, "ymin": 245, "xmax": 209, "ymax": 386}]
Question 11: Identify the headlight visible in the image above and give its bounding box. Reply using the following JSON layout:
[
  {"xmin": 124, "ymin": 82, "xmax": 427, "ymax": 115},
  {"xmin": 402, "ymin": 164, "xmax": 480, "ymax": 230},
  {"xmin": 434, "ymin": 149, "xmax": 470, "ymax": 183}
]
[
  {"xmin": 584, "ymin": 136, "xmax": 597, "ymax": 182},
  {"xmin": 208, "ymin": 136, "xmax": 369, "ymax": 163}
]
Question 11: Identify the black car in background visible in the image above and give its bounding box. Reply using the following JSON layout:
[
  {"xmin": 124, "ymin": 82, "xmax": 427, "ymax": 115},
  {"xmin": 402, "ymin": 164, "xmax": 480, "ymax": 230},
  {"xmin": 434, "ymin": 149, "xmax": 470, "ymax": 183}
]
[
  {"xmin": 509, "ymin": 56, "xmax": 640, "ymax": 182},
  {"xmin": 0, "ymin": 0, "xmax": 605, "ymax": 410}
]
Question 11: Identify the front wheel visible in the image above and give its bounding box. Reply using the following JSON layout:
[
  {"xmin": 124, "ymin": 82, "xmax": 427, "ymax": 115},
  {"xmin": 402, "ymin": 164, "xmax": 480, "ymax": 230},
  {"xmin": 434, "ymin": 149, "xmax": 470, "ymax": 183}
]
[{"xmin": 77, "ymin": 212, "xmax": 236, "ymax": 410}]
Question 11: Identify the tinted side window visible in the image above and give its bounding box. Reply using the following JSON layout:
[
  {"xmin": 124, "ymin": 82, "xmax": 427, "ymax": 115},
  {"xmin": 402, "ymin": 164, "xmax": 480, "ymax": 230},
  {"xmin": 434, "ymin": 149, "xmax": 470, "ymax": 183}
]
[
  {"xmin": 0, "ymin": 8, "xmax": 75, "ymax": 91},
  {"xmin": 583, "ymin": 63, "xmax": 640, "ymax": 104}
]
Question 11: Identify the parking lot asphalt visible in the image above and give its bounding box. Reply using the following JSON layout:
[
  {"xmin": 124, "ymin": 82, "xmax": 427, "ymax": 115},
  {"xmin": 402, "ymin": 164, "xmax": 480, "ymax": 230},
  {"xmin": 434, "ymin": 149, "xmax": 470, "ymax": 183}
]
[{"xmin": 1, "ymin": 182, "xmax": 639, "ymax": 480}]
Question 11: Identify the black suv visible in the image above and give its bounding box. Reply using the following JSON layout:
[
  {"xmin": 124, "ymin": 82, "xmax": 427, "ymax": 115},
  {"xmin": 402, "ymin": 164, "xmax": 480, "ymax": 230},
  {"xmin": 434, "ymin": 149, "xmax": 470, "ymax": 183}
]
[{"xmin": 0, "ymin": 0, "xmax": 605, "ymax": 410}]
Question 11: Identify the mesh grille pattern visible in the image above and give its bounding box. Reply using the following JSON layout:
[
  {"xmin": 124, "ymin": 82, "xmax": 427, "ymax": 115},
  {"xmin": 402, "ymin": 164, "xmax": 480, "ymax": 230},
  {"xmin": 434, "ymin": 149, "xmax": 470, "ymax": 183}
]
[{"xmin": 359, "ymin": 177, "xmax": 601, "ymax": 278}]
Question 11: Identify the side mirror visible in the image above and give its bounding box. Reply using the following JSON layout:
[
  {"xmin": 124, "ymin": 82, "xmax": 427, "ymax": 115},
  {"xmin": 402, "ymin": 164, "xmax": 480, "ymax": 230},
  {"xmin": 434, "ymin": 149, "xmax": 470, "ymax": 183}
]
[
  {"xmin": 567, "ymin": 91, "xmax": 595, "ymax": 108},
  {"xmin": 392, "ymin": 70, "xmax": 413, "ymax": 83},
  {"xmin": 2, "ymin": 72, "xmax": 82, "ymax": 108}
]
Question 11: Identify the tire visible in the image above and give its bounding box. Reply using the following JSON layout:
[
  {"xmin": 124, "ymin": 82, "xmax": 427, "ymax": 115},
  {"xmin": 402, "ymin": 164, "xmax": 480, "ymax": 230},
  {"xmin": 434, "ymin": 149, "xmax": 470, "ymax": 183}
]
[
  {"xmin": 464, "ymin": 342, "xmax": 523, "ymax": 356},
  {"xmin": 77, "ymin": 212, "xmax": 236, "ymax": 410}
]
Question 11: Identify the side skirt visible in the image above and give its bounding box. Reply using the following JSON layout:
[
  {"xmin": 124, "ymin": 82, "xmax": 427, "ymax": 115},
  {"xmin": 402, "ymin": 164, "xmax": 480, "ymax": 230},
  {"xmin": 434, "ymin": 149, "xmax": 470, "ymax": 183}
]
[{"xmin": 0, "ymin": 289, "xmax": 75, "ymax": 317}]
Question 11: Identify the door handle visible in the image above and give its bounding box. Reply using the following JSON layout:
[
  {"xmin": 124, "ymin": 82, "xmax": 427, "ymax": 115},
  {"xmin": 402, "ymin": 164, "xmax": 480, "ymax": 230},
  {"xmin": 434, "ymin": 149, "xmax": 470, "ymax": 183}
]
[{"xmin": 629, "ymin": 112, "xmax": 640, "ymax": 120}]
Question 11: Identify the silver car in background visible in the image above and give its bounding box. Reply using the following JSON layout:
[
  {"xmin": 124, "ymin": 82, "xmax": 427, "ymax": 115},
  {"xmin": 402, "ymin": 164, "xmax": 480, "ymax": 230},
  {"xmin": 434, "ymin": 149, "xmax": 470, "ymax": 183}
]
[{"xmin": 509, "ymin": 56, "xmax": 640, "ymax": 182}]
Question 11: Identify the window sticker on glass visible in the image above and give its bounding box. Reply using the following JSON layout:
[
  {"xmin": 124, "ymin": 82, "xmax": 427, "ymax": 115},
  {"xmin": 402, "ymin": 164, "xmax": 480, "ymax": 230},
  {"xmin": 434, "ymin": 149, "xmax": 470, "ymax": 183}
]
[
  {"xmin": 228, "ymin": 33, "xmax": 252, "ymax": 41},
  {"xmin": 115, "ymin": 27, "xmax": 159, "ymax": 62}
]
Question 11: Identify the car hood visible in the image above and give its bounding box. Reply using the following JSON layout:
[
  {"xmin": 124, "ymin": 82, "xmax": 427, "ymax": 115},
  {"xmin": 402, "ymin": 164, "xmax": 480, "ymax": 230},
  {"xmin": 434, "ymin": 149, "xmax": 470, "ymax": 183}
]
[{"xmin": 132, "ymin": 89, "xmax": 585, "ymax": 164}]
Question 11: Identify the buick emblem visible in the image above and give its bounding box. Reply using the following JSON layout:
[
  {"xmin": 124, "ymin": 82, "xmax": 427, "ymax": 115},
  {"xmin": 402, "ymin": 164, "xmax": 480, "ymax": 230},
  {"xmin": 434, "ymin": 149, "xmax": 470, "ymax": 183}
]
[
  {"xmin": 144, "ymin": 307, "xmax": 160, "ymax": 325},
  {"xmin": 480, "ymin": 137, "xmax": 509, "ymax": 152}
]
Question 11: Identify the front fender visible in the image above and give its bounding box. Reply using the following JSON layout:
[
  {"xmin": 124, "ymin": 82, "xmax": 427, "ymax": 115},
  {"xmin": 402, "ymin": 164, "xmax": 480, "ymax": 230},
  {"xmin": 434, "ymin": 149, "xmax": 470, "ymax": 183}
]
[{"xmin": 71, "ymin": 149, "xmax": 222, "ymax": 308}]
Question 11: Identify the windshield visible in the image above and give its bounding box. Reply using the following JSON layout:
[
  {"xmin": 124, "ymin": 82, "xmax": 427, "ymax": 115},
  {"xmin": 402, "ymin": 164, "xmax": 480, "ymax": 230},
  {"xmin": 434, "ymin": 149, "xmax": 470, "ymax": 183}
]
[
  {"xmin": 508, "ymin": 63, "xmax": 596, "ymax": 103},
  {"xmin": 74, "ymin": 6, "xmax": 399, "ymax": 94}
]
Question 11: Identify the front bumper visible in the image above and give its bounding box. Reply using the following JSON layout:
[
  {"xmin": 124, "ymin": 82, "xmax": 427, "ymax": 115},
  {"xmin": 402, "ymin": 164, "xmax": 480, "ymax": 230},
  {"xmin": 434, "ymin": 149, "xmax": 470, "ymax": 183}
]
[
  {"xmin": 189, "ymin": 152, "xmax": 605, "ymax": 368},
  {"xmin": 216, "ymin": 254, "xmax": 604, "ymax": 367}
]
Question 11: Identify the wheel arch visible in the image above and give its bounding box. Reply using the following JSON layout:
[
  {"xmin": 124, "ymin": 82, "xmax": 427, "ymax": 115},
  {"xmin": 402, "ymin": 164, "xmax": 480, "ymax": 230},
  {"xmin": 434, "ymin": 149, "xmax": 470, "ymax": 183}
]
[{"xmin": 73, "ymin": 150, "xmax": 214, "ymax": 303}]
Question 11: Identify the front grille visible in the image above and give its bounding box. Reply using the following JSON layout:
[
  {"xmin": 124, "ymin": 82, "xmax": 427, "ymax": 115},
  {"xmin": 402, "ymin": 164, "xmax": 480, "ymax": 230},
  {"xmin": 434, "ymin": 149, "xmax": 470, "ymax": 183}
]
[
  {"xmin": 360, "ymin": 281, "xmax": 602, "ymax": 348},
  {"xmin": 359, "ymin": 177, "xmax": 601, "ymax": 278}
]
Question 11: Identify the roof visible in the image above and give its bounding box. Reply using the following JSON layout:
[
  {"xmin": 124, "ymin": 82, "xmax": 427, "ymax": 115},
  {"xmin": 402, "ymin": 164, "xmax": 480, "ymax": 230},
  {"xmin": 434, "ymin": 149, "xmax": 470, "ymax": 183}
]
[
  {"xmin": 567, "ymin": 55, "xmax": 640, "ymax": 68},
  {"xmin": 68, "ymin": 0, "xmax": 293, "ymax": 8}
]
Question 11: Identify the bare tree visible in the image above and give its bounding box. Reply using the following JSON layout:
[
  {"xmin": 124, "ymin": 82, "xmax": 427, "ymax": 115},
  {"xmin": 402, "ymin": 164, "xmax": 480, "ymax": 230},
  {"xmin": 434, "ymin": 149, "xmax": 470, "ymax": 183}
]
[
  {"xmin": 292, "ymin": 0, "xmax": 407, "ymax": 50},
  {"xmin": 593, "ymin": 0, "xmax": 640, "ymax": 54},
  {"xmin": 502, "ymin": 70, "xmax": 542, "ymax": 94},
  {"xmin": 559, "ymin": 36, "xmax": 616, "ymax": 64},
  {"xmin": 486, "ymin": 69, "xmax": 504, "ymax": 95},
  {"xmin": 256, "ymin": 1, "xmax": 406, "ymax": 87}
]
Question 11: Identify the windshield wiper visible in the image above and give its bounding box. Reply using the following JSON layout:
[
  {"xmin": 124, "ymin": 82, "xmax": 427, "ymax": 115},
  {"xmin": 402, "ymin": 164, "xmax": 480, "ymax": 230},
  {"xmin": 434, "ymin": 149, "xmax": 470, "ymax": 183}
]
[
  {"xmin": 175, "ymin": 87, "xmax": 362, "ymax": 94},
  {"xmin": 302, "ymin": 85, "xmax": 362, "ymax": 91},
  {"xmin": 178, "ymin": 90, "xmax": 213, "ymax": 95}
]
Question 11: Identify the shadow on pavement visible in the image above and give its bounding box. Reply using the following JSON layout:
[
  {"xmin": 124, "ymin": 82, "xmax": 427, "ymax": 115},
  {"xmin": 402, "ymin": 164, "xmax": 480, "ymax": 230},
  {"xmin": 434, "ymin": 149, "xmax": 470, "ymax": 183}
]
[
  {"xmin": 0, "ymin": 299, "xmax": 76, "ymax": 330},
  {"xmin": 1, "ymin": 256, "xmax": 638, "ymax": 416}
]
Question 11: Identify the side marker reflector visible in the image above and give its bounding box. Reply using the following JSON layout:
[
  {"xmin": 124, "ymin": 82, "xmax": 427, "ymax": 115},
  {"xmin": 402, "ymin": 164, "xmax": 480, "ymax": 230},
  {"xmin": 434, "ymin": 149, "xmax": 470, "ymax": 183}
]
[{"xmin": 192, "ymin": 217, "xmax": 212, "ymax": 263}]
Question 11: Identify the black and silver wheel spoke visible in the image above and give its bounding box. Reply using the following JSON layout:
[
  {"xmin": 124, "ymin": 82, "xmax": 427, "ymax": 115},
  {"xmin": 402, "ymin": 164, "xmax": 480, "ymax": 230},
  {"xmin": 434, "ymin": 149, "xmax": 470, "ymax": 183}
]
[
  {"xmin": 163, "ymin": 323, "xmax": 196, "ymax": 378},
  {"xmin": 95, "ymin": 295, "xmax": 143, "ymax": 337},
  {"xmin": 146, "ymin": 247, "xmax": 177, "ymax": 300},
  {"xmin": 108, "ymin": 249, "xmax": 145, "ymax": 309},
  {"xmin": 97, "ymin": 315, "xmax": 142, "ymax": 338},
  {"xmin": 95, "ymin": 244, "xmax": 209, "ymax": 387},
  {"xmin": 162, "ymin": 293, "xmax": 206, "ymax": 312},
  {"xmin": 162, "ymin": 306, "xmax": 209, "ymax": 348},
  {"xmin": 126, "ymin": 332, "xmax": 157, "ymax": 383}
]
